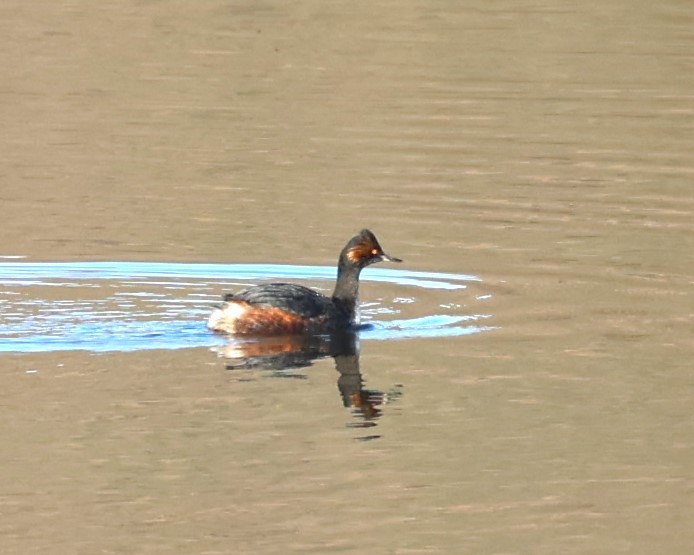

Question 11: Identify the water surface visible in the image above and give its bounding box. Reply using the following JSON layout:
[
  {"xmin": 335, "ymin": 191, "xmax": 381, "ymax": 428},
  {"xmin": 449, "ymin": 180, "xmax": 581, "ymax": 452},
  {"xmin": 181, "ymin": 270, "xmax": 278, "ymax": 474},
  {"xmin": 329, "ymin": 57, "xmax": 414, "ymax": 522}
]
[{"xmin": 1, "ymin": 1, "xmax": 693, "ymax": 554}]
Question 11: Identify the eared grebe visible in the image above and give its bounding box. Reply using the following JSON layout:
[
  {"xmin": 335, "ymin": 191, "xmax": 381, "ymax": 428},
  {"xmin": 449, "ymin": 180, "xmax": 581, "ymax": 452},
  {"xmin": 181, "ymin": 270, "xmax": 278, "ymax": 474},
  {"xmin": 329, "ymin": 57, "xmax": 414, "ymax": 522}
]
[{"xmin": 207, "ymin": 229, "xmax": 402, "ymax": 335}]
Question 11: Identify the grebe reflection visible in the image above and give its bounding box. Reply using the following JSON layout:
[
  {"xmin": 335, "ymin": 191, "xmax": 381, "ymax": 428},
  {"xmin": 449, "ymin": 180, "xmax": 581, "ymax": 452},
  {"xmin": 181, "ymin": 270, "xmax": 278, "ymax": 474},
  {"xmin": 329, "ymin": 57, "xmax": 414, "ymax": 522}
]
[{"xmin": 214, "ymin": 330, "xmax": 402, "ymax": 429}]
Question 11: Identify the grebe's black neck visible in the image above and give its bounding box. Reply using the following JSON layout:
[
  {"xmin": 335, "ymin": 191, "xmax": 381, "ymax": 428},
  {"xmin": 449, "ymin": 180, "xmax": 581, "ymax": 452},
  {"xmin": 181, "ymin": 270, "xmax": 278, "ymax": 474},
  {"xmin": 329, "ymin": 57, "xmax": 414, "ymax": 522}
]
[{"xmin": 331, "ymin": 258, "xmax": 361, "ymax": 322}]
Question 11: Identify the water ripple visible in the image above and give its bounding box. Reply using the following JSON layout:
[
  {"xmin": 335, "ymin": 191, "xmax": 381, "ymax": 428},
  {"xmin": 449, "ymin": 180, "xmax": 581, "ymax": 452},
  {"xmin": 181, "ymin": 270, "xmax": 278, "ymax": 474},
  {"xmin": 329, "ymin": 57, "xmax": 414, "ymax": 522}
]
[{"xmin": 0, "ymin": 262, "xmax": 494, "ymax": 353}]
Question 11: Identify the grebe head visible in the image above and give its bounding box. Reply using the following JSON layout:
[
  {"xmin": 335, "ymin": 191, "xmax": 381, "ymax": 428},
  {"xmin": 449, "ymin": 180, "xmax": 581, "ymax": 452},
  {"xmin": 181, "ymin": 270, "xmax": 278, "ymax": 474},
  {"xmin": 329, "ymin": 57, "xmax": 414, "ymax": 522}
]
[{"xmin": 341, "ymin": 229, "xmax": 402, "ymax": 269}]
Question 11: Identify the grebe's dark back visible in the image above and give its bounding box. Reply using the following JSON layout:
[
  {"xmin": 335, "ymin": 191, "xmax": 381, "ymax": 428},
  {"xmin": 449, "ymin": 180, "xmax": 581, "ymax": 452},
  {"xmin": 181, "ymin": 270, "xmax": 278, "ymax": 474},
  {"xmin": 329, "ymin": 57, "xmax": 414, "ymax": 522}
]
[{"xmin": 207, "ymin": 229, "xmax": 402, "ymax": 335}]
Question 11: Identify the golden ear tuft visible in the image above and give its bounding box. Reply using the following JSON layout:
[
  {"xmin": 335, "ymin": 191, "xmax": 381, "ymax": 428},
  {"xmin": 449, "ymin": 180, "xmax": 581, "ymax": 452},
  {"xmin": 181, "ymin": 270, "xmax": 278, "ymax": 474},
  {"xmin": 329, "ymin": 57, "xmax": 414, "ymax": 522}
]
[{"xmin": 346, "ymin": 247, "xmax": 361, "ymax": 263}]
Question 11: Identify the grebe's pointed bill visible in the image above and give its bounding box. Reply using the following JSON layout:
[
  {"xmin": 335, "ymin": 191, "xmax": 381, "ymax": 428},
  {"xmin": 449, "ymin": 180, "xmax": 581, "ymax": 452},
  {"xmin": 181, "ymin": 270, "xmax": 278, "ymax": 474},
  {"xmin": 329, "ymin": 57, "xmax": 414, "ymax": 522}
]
[{"xmin": 379, "ymin": 252, "xmax": 402, "ymax": 263}]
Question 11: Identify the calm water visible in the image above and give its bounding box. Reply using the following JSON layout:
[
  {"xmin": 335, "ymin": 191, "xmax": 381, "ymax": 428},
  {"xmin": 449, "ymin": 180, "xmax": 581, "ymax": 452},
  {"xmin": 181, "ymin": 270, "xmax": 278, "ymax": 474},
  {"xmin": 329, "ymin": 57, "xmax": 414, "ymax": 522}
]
[{"xmin": 2, "ymin": 1, "xmax": 693, "ymax": 554}]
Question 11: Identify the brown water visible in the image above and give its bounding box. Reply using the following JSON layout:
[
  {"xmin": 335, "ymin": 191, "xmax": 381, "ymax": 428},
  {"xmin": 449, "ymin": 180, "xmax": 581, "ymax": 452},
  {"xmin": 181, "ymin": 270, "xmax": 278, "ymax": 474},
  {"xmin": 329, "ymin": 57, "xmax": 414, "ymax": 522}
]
[{"xmin": 2, "ymin": 1, "xmax": 693, "ymax": 553}]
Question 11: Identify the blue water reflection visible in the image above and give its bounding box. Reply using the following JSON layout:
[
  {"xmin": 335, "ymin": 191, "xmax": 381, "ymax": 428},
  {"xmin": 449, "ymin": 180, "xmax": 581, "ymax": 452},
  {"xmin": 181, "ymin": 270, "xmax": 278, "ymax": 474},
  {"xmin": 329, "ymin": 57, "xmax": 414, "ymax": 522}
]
[{"xmin": 0, "ymin": 262, "xmax": 493, "ymax": 353}]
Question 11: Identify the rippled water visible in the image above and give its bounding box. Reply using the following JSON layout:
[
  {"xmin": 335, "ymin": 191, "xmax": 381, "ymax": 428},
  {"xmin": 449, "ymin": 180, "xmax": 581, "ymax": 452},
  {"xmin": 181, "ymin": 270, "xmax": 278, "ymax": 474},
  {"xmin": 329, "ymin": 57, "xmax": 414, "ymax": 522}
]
[
  {"xmin": 3, "ymin": 1, "xmax": 693, "ymax": 553},
  {"xmin": 0, "ymin": 262, "xmax": 493, "ymax": 353}
]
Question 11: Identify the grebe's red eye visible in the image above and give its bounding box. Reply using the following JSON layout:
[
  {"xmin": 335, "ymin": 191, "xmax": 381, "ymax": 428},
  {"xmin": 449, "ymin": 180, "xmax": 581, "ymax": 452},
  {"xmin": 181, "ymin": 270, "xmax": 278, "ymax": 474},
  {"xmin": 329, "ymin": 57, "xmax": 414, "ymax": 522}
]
[{"xmin": 371, "ymin": 248, "xmax": 379, "ymax": 255}]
